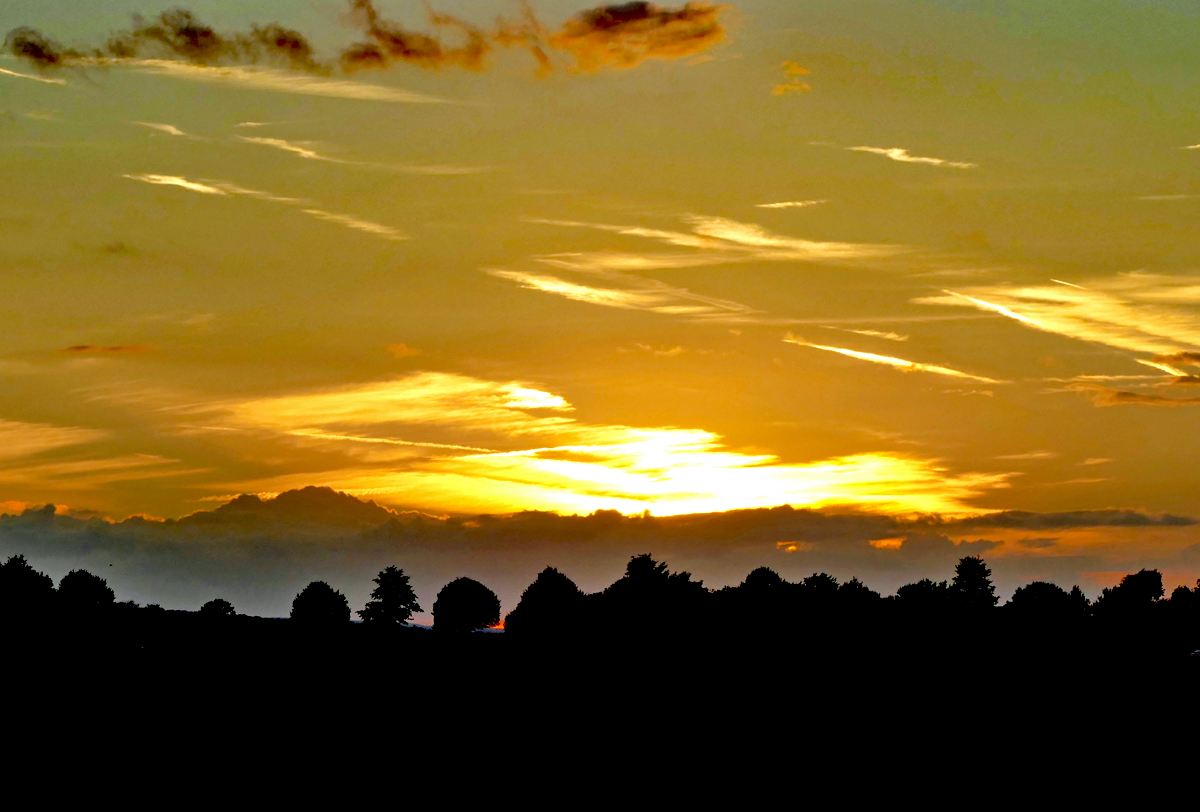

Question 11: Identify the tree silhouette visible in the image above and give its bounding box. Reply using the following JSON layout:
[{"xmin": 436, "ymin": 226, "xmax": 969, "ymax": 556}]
[
  {"xmin": 504, "ymin": 566, "xmax": 583, "ymax": 637},
  {"xmin": 0, "ymin": 554, "xmax": 55, "ymax": 617},
  {"xmin": 1093, "ymin": 569, "xmax": 1164, "ymax": 621},
  {"xmin": 199, "ymin": 598, "xmax": 236, "ymax": 619},
  {"xmin": 1007, "ymin": 581, "xmax": 1089, "ymax": 620},
  {"xmin": 602, "ymin": 554, "xmax": 709, "ymax": 636},
  {"xmin": 57, "ymin": 569, "xmax": 115, "ymax": 613},
  {"xmin": 951, "ymin": 555, "xmax": 998, "ymax": 611},
  {"xmin": 290, "ymin": 581, "xmax": 350, "ymax": 626},
  {"xmin": 895, "ymin": 578, "xmax": 951, "ymax": 613},
  {"xmin": 358, "ymin": 565, "xmax": 422, "ymax": 626},
  {"xmin": 433, "ymin": 577, "xmax": 500, "ymax": 633}
]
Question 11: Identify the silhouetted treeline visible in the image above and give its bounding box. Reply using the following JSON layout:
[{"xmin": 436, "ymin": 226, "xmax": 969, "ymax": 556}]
[{"xmin": 3, "ymin": 552, "xmax": 1199, "ymax": 664}]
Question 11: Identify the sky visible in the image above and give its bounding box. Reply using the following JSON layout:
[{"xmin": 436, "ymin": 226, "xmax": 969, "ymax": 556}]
[{"xmin": 3, "ymin": 0, "xmax": 1200, "ymax": 618}]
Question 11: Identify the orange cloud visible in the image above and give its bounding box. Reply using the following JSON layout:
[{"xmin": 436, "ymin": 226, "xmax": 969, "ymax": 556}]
[{"xmin": 387, "ymin": 343, "xmax": 422, "ymax": 358}]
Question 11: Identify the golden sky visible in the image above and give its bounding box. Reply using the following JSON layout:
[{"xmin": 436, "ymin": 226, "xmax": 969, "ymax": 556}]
[{"xmin": 4, "ymin": 0, "xmax": 1200, "ymax": 611}]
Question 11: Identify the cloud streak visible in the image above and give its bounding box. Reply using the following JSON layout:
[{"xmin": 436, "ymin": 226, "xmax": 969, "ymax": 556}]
[
  {"xmin": 848, "ymin": 146, "xmax": 977, "ymax": 169},
  {"xmin": 122, "ymin": 172, "xmax": 406, "ymax": 242},
  {"xmin": 917, "ymin": 278, "xmax": 1200, "ymax": 356},
  {"xmin": 783, "ymin": 334, "xmax": 1003, "ymax": 383}
]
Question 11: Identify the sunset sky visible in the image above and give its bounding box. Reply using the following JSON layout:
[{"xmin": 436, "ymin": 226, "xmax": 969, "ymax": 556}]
[{"xmin": 4, "ymin": 0, "xmax": 1200, "ymax": 616}]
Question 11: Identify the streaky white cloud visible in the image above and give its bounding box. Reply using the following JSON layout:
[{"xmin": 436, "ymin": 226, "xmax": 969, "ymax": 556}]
[
  {"xmin": 527, "ymin": 214, "xmax": 902, "ymax": 267},
  {"xmin": 209, "ymin": 182, "xmax": 308, "ymax": 205},
  {"xmin": 123, "ymin": 173, "xmax": 226, "ymax": 195},
  {"xmin": 994, "ymin": 450, "xmax": 1057, "ymax": 461},
  {"xmin": 302, "ymin": 209, "xmax": 407, "ymax": 241},
  {"xmin": 487, "ymin": 269, "xmax": 763, "ymax": 321},
  {"xmin": 237, "ymin": 135, "xmax": 489, "ymax": 176},
  {"xmin": 1136, "ymin": 358, "xmax": 1189, "ymax": 376},
  {"xmin": 756, "ymin": 200, "xmax": 827, "ymax": 209},
  {"xmin": 234, "ymin": 121, "xmax": 269, "ymax": 128},
  {"xmin": 917, "ymin": 278, "xmax": 1200, "ymax": 355},
  {"xmin": 822, "ymin": 326, "xmax": 908, "ymax": 342},
  {"xmin": 0, "ymin": 419, "xmax": 105, "ymax": 460},
  {"xmin": 0, "ymin": 66, "xmax": 67, "ymax": 85},
  {"xmin": 848, "ymin": 146, "xmax": 977, "ymax": 169},
  {"xmin": 784, "ymin": 334, "xmax": 1003, "ymax": 383},
  {"xmin": 134, "ymin": 121, "xmax": 188, "ymax": 137},
  {"xmin": 238, "ymin": 136, "xmax": 340, "ymax": 162},
  {"xmin": 1138, "ymin": 194, "xmax": 1200, "ymax": 201},
  {"xmin": 103, "ymin": 59, "xmax": 447, "ymax": 104}
]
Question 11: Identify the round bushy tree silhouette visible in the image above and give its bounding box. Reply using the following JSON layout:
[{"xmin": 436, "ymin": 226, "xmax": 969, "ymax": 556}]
[
  {"xmin": 0, "ymin": 554, "xmax": 55, "ymax": 616},
  {"xmin": 58, "ymin": 569, "xmax": 115, "ymax": 614},
  {"xmin": 290, "ymin": 581, "xmax": 350, "ymax": 626},
  {"xmin": 433, "ymin": 577, "xmax": 500, "ymax": 633},
  {"xmin": 504, "ymin": 566, "xmax": 582, "ymax": 636},
  {"xmin": 200, "ymin": 598, "xmax": 237, "ymax": 619}
]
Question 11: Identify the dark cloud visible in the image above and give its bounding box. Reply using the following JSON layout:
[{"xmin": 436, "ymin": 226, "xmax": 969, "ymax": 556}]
[
  {"xmin": 1071, "ymin": 384, "xmax": 1200, "ymax": 407},
  {"xmin": 2, "ymin": 489, "xmax": 1196, "ymax": 618},
  {"xmin": 3, "ymin": 27, "xmax": 80, "ymax": 67},
  {"xmin": 7, "ymin": 3, "xmax": 728, "ymax": 77},
  {"xmin": 1153, "ymin": 351, "xmax": 1200, "ymax": 367},
  {"xmin": 63, "ymin": 344, "xmax": 150, "ymax": 353},
  {"xmin": 935, "ymin": 510, "xmax": 1196, "ymax": 529},
  {"xmin": 548, "ymin": 2, "xmax": 727, "ymax": 71},
  {"xmin": 1015, "ymin": 537, "xmax": 1058, "ymax": 549}
]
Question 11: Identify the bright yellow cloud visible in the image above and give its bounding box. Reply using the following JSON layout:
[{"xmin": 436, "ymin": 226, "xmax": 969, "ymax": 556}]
[{"xmin": 215, "ymin": 372, "xmax": 1011, "ymax": 517}]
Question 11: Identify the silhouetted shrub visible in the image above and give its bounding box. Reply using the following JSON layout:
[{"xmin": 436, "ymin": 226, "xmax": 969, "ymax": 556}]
[
  {"xmin": 433, "ymin": 577, "xmax": 500, "ymax": 633},
  {"xmin": 895, "ymin": 578, "xmax": 951, "ymax": 615},
  {"xmin": 1007, "ymin": 581, "xmax": 1089, "ymax": 620},
  {"xmin": 601, "ymin": 553, "xmax": 709, "ymax": 637},
  {"xmin": 1093, "ymin": 569, "xmax": 1164, "ymax": 621},
  {"xmin": 290, "ymin": 581, "xmax": 350, "ymax": 626},
  {"xmin": 200, "ymin": 598, "xmax": 237, "ymax": 619},
  {"xmin": 0, "ymin": 554, "xmax": 55, "ymax": 618},
  {"xmin": 504, "ymin": 566, "xmax": 583, "ymax": 637},
  {"xmin": 358, "ymin": 566, "xmax": 422, "ymax": 626},
  {"xmin": 58, "ymin": 569, "xmax": 115, "ymax": 614}
]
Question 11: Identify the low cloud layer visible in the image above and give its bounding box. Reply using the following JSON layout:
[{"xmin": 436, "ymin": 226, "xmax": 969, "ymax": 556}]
[{"xmin": 1, "ymin": 487, "xmax": 1195, "ymax": 620}]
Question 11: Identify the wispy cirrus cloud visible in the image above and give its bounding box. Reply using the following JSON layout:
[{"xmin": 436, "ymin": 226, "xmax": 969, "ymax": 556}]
[
  {"xmin": 109, "ymin": 59, "xmax": 449, "ymax": 103},
  {"xmin": 236, "ymin": 134, "xmax": 490, "ymax": 175},
  {"xmin": 134, "ymin": 121, "xmax": 189, "ymax": 137},
  {"xmin": 783, "ymin": 334, "xmax": 1003, "ymax": 383},
  {"xmin": 756, "ymin": 199, "xmax": 826, "ymax": 209},
  {"xmin": 0, "ymin": 65, "xmax": 67, "ymax": 84},
  {"xmin": 302, "ymin": 209, "xmax": 407, "ymax": 241},
  {"xmin": 847, "ymin": 146, "xmax": 977, "ymax": 169},
  {"xmin": 821, "ymin": 326, "xmax": 908, "ymax": 342},
  {"xmin": 122, "ymin": 171, "xmax": 405, "ymax": 241},
  {"xmin": 0, "ymin": 419, "xmax": 105, "ymax": 460},
  {"xmin": 487, "ymin": 269, "xmax": 759, "ymax": 320},
  {"xmin": 124, "ymin": 173, "xmax": 226, "ymax": 195},
  {"xmin": 916, "ymin": 277, "xmax": 1200, "ymax": 356},
  {"xmin": 528, "ymin": 214, "xmax": 903, "ymax": 269},
  {"xmin": 994, "ymin": 450, "xmax": 1057, "ymax": 461}
]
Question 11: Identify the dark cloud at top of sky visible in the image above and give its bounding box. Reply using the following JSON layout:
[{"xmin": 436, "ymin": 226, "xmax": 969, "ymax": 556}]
[
  {"xmin": 2, "ymin": 488, "xmax": 1196, "ymax": 617},
  {"xmin": 5, "ymin": 2, "xmax": 728, "ymax": 78}
]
